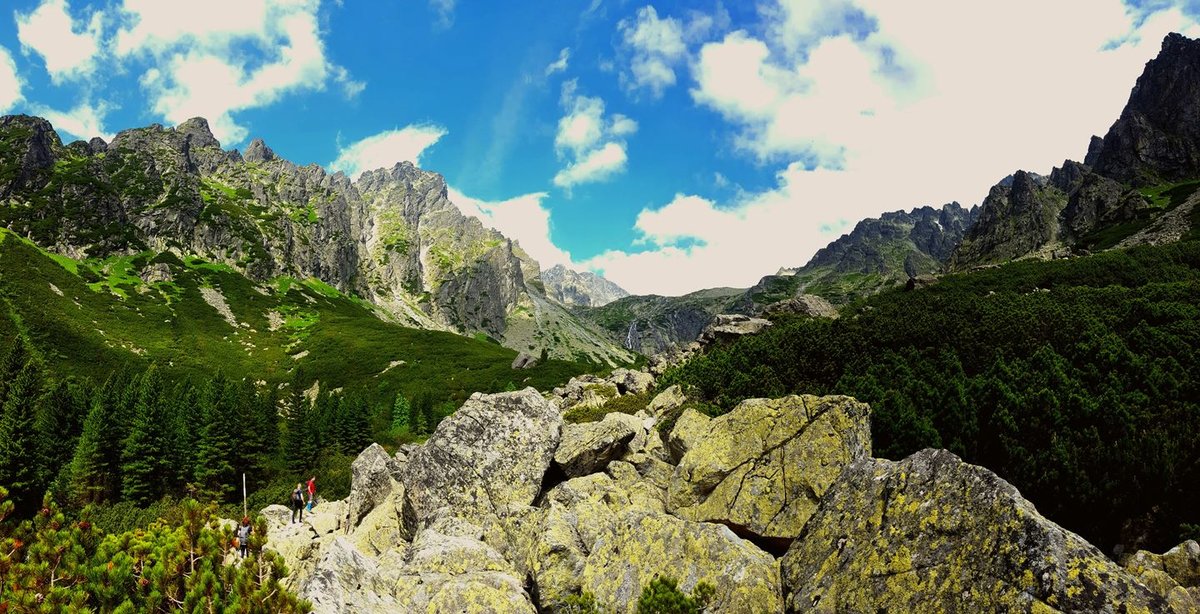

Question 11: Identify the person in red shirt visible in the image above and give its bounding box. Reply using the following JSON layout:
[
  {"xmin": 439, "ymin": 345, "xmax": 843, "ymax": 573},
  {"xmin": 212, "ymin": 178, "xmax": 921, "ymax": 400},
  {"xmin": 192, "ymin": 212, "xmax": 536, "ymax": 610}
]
[{"xmin": 306, "ymin": 476, "xmax": 317, "ymax": 509}]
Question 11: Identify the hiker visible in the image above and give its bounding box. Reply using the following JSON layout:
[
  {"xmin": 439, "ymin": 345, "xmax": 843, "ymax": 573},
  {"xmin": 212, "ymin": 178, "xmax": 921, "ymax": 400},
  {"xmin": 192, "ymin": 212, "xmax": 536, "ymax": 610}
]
[
  {"xmin": 306, "ymin": 476, "xmax": 317, "ymax": 509},
  {"xmin": 237, "ymin": 517, "xmax": 251, "ymax": 558},
  {"xmin": 291, "ymin": 483, "xmax": 306, "ymax": 523}
]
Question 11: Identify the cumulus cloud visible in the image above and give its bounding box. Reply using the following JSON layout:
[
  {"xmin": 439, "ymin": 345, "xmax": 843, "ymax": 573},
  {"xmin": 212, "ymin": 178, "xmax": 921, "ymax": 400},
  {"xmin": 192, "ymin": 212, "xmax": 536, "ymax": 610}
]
[
  {"xmin": 553, "ymin": 80, "xmax": 637, "ymax": 189},
  {"xmin": 616, "ymin": 4, "xmax": 728, "ymax": 98},
  {"xmin": 113, "ymin": 0, "xmax": 362, "ymax": 145},
  {"xmin": 0, "ymin": 47, "xmax": 21, "ymax": 112},
  {"xmin": 14, "ymin": 0, "xmax": 103, "ymax": 83},
  {"xmin": 448, "ymin": 188, "xmax": 574, "ymax": 268},
  {"xmin": 588, "ymin": 0, "xmax": 1200, "ymax": 295},
  {"xmin": 545, "ymin": 47, "xmax": 570, "ymax": 76},
  {"xmin": 329, "ymin": 125, "xmax": 448, "ymax": 180},
  {"xmin": 30, "ymin": 100, "xmax": 113, "ymax": 141}
]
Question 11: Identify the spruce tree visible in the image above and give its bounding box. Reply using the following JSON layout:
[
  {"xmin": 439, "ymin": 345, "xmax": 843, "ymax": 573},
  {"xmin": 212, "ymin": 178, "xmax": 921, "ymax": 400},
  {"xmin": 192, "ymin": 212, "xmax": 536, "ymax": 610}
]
[
  {"xmin": 0, "ymin": 361, "xmax": 42, "ymax": 512},
  {"xmin": 120, "ymin": 365, "xmax": 170, "ymax": 505},
  {"xmin": 283, "ymin": 388, "xmax": 316, "ymax": 474},
  {"xmin": 0, "ymin": 341, "xmax": 28, "ymax": 405},
  {"xmin": 33, "ymin": 377, "xmax": 88, "ymax": 491},
  {"xmin": 194, "ymin": 374, "xmax": 237, "ymax": 501}
]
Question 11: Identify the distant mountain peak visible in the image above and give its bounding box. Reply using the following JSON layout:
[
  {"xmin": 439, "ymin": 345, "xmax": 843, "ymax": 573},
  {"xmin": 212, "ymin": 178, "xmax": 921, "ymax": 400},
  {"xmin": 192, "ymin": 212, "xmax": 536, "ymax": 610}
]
[{"xmin": 540, "ymin": 264, "xmax": 630, "ymax": 308}]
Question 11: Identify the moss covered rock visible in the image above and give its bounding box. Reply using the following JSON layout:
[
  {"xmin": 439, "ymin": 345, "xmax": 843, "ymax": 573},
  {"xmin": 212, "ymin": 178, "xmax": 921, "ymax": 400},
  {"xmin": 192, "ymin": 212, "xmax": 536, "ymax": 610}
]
[
  {"xmin": 401, "ymin": 389, "xmax": 561, "ymax": 527},
  {"xmin": 554, "ymin": 414, "xmax": 640, "ymax": 478},
  {"xmin": 667, "ymin": 394, "xmax": 871, "ymax": 547},
  {"xmin": 782, "ymin": 449, "xmax": 1186, "ymax": 613}
]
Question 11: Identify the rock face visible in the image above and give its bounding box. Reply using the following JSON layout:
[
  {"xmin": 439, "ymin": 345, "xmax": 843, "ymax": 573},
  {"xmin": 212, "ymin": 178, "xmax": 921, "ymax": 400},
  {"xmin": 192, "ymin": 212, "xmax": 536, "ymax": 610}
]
[
  {"xmin": 539, "ymin": 263, "xmax": 629, "ymax": 307},
  {"xmin": 950, "ymin": 170, "xmax": 1070, "ymax": 268},
  {"xmin": 0, "ymin": 115, "xmax": 634, "ymax": 365},
  {"xmin": 401, "ymin": 389, "xmax": 562, "ymax": 527},
  {"xmin": 763, "ymin": 294, "xmax": 838, "ymax": 319},
  {"xmin": 668, "ymin": 395, "xmax": 871, "ymax": 550},
  {"xmin": 781, "ymin": 449, "xmax": 1185, "ymax": 613},
  {"xmin": 1092, "ymin": 33, "xmax": 1200, "ymax": 185}
]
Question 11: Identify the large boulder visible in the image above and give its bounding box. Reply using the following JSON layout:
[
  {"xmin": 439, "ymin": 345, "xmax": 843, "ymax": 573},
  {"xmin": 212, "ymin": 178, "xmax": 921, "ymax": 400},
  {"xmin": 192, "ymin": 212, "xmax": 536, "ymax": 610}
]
[
  {"xmin": 668, "ymin": 395, "xmax": 871, "ymax": 549},
  {"xmin": 1124, "ymin": 540, "xmax": 1200, "ymax": 607},
  {"xmin": 299, "ymin": 537, "xmax": 398, "ymax": 614},
  {"xmin": 388, "ymin": 516, "xmax": 537, "ymax": 613},
  {"xmin": 607, "ymin": 368, "xmax": 655, "ymax": 395},
  {"xmin": 646, "ymin": 384, "xmax": 686, "ymax": 417},
  {"xmin": 401, "ymin": 389, "xmax": 562, "ymax": 528},
  {"xmin": 665, "ymin": 407, "xmax": 710, "ymax": 463},
  {"xmin": 509, "ymin": 461, "xmax": 780, "ymax": 613},
  {"xmin": 554, "ymin": 414, "xmax": 640, "ymax": 478},
  {"xmin": 782, "ymin": 449, "xmax": 1187, "ymax": 613},
  {"xmin": 576, "ymin": 510, "xmax": 781, "ymax": 613},
  {"xmin": 346, "ymin": 443, "xmax": 403, "ymax": 528}
]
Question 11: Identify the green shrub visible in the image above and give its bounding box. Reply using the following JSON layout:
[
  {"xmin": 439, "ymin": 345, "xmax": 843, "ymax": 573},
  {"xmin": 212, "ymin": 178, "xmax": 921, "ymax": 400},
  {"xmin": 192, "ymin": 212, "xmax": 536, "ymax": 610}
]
[{"xmin": 636, "ymin": 576, "xmax": 714, "ymax": 614}]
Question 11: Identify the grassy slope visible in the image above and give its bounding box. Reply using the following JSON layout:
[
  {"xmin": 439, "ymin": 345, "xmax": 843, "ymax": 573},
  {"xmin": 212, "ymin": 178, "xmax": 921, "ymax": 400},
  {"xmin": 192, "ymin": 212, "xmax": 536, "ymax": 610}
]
[{"xmin": 0, "ymin": 228, "xmax": 591, "ymax": 406}]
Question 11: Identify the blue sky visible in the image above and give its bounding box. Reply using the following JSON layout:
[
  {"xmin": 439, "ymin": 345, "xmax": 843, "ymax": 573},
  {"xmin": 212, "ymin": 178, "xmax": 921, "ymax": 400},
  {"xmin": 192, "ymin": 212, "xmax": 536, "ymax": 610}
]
[{"xmin": 1, "ymin": 0, "xmax": 1199, "ymax": 295}]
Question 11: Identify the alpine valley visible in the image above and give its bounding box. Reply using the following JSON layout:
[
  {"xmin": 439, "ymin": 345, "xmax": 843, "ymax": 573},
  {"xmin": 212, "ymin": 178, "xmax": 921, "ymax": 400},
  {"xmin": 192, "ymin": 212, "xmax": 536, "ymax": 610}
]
[{"xmin": 1, "ymin": 22, "xmax": 1200, "ymax": 614}]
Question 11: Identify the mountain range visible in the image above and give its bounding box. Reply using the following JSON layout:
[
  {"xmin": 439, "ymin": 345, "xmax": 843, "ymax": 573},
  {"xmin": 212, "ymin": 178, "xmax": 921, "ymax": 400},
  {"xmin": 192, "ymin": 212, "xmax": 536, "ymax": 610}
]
[{"xmin": 5, "ymin": 32, "xmax": 1200, "ymax": 366}]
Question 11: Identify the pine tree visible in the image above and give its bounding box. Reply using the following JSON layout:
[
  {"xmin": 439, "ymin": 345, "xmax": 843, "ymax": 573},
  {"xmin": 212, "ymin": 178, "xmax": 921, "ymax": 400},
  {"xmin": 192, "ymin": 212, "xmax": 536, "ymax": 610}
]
[
  {"xmin": 194, "ymin": 374, "xmax": 237, "ymax": 501},
  {"xmin": 283, "ymin": 388, "xmax": 316, "ymax": 474},
  {"xmin": 409, "ymin": 391, "xmax": 429, "ymax": 435},
  {"xmin": 342, "ymin": 393, "xmax": 371, "ymax": 453},
  {"xmin": 167, "ymin": 382, "xmax": 202, "ymax": 492},
  {"xmin": 69, "ymin": 375, "xmax": 125, "ymax": 504},
  {"xmin": 120, "ymin": 365, "xmax": 171, "ymax": 505},
  {"xmin": 0, "ymin": 361, "xmax": 42, "ymax": 512},
  {"xmin": 33, "ymin": 377, "xmax": 88, "ymax": 492}
]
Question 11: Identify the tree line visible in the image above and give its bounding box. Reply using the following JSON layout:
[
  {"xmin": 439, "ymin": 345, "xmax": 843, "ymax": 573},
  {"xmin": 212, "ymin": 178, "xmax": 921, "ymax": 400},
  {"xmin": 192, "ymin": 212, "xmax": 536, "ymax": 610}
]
[{"xmin": 0, "ymin": 341, "xmax": 433, "ymax": 517}]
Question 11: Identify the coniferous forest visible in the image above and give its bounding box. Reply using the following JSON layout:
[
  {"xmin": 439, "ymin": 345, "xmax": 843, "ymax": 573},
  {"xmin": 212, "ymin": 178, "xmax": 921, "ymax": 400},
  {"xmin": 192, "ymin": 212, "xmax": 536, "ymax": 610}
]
[{"xmin": 662, "ymin": 240, "xmax": 1200, "ymax": 554}]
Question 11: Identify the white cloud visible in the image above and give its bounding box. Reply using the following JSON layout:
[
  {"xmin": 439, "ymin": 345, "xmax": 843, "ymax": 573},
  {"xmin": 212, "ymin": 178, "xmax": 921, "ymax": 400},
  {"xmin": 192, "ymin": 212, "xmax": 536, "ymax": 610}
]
[
  {"xmin": 329, "ymin": 125, "xmax": 448, "ymax": 180},
  {"xmin": 31, "ymin": 100, "xmax": 112, "ymax": 141},
  {"xmin": 448, "ymin": 187, "xmax": 574, "ymax": 268},
  {"xmin": 0, "ymin": 47, "xmax": 21, "ymax": 112},
  {"xmin": 590, "ymin": 0, "xmax": 1200, "ymax": 295},
  {"xmin": 545, "ymin": 47, "xmax": 571, "ymax": 76},
  {"xmin": 114, "ymin": 0, "xmax": 362, "ymax": 145},
  {"xmin": 616, "ymin": 4, "xmax": 728, "ymax": 98},
  {"xmin": 554, "ymin": 142, "xmax": 628, "ymax": 188},
  {"xmin": 553, "ymin": 80, "xmax": 637, "ymax": 189},
  {"xmin": 14, "ymin": 0, "xmax": 103, "ymax": 83}
]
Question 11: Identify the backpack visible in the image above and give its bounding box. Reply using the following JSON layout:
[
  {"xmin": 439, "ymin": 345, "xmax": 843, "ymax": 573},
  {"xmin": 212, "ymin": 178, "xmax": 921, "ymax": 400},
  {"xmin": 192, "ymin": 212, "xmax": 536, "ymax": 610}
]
[
  {"xmin": 237, "ymin": 525, "xmax": 251, "ymax": 541},
  {"xmin": 291, "ymin": 489, "xmax": 303, "ymax": 505}
]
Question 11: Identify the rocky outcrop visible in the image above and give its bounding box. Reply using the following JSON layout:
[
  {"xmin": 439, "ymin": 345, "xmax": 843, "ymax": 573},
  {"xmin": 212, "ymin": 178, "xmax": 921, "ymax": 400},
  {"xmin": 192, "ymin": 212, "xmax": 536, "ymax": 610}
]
[
  {"xmin": 1092, "ymin": 33, "xmax": 1200, "ymax": 185},
  {"xmin": 950, "ymin": 170, "xmax": 1069, "ymax": 269},
  {"xmin": 781, "ymin": 449, "xmax": 1186, "ymax": 613},
  {"xmin": 259, "ymin": 381, "xmax": 1191, "ymax": 614},
  {"xmin": 763, "ymin": 294, "xmax": 838, "ymax": 319},
  {"xmin": 400, "ymin": 389, "xmax": 562, "ymax": 527},
  {"xmin": 668, "ymin": 395, "xmax": 871, "ymax": 550},
  {"xmin": 697, "ymin": 314, "xmax": 772, "ymax": 347},
  {"xmin": 539, "ymin": 263, "xmax": 629, "ymax": 307}
]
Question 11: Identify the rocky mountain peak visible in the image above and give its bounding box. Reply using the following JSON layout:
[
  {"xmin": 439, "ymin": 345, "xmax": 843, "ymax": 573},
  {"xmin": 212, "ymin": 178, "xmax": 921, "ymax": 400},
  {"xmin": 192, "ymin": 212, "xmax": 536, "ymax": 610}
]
[
  {"xmin": 175, "ymin": 117, "xmax": 221, "ymax": 150},
  {"xmin": 244, "ymin": 138, "xmax": 275, "ymax": 163},
  {"xmin": 540, "ymin": 264, "xmax": 630, "ymax": 308},
  {"xmin": 0, "ymin": 115, "xmax": 60, "ymax": 197},
  {"xmin": 1091, "ymin": 33, "xmax": 1200, "ymax": 184}
]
